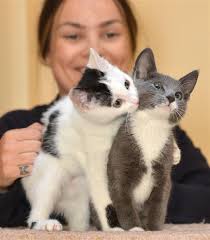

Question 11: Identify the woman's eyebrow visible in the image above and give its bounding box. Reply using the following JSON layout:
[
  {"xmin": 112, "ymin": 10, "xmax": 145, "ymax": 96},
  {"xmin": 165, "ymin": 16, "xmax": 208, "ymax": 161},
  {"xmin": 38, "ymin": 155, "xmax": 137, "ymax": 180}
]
[
  {"xmin": 57, "ymin": 22, "xmax": 86, "ymax": 30},
  {"xmin": 99, "ymin": 19, "xmax": 124, "ymax": 27},
  {"xmin": 57, "ymin": 19, "xmax": 123, "ymax": 30}
]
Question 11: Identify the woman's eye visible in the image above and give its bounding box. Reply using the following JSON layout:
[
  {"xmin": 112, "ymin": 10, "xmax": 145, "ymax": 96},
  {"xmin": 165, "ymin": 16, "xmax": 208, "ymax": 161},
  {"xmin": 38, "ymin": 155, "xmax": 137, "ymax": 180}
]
[
  {"xmin": 175, "ymin": 92, "xmax": 183, "ymax": 100},
  {"xmin": 154, "ymin": 82, "xmax": 161, "ymax": 89},
  {"xmin": 113, "ymin": 99, "xmax": 123, "ymax": 108},
  {"xmin": 105, "ymin": 32, "xmax": 119, "ymax": 39},
  {"xmin": 124, "ymin": 80, "xmax": 130, "ymax": 90},
  {"xmin": 64, "ymin": 34, "xmax": 80, "ymax": 40}
]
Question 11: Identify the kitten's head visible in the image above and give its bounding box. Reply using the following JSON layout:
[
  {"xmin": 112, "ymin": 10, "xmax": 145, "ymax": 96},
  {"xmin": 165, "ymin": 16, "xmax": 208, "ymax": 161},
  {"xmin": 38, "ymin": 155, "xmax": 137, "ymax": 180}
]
[
  {"xmin": 133, "ymin": 48, "xmax": 199, "ymax": 124},
  {"xmin": 70, "ymin": 48, "xmax": 138, "ymax": 123}
]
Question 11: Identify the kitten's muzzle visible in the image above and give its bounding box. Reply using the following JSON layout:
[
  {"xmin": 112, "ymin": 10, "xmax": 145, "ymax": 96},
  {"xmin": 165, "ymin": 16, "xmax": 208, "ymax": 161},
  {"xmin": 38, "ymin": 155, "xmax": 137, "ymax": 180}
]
[
  {"xmin": 132, "ymin": 99, "xmax": 139, "ymax": 106},
  {"xmin": 115, "ymin": 94, "xmax": 139, "ymax": 106},
  {"xmin": 158, "ymin": 100, "xmax": 177, "ymax": 112},
  {"xmin": 127, "ymin": 95, "xmax": 139, "ymax": 106}
]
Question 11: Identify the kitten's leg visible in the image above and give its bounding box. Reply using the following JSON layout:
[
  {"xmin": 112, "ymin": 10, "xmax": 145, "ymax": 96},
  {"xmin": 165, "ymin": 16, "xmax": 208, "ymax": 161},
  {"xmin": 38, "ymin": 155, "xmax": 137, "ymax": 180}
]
[
  {"xmin": 86, "ymin": 156, "xmax": 115, "ymax": 231},
  {"xmin": 173, "ymin": 139, "xmax": 181, "ymax": 165},
  {"xmin": 88, "ymin": 157, "xmax": 139, "ymax": 231},
  {"xmin": 62, "ymin": 176, "xmax": 90, "ymax": 231},
  {"xmin": 111, "ymin": 190, "xmax": 142, "ymax": 231},
  {"xmin": 144, "ymin": 177, "xmax": 171, "ymax": 231},
  {"xmin": 26, "ymin": 160, "xmax": 64, "ymax": 231}
]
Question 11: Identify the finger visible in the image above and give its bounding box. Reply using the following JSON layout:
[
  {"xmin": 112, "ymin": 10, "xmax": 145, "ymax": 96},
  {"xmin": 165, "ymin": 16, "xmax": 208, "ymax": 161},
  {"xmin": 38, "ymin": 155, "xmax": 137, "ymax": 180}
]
[
  {"xmin": 5, "ymin": 128, "xmax": 43, "ymax": 142},
  {"xmin": 17, "ymin": 140, "xmax": 42, "ymax": 154},
  {"xmin": 18, "ymin": 152, "xmax": 38, "ymax": 165},
  {"xmin": 29, "ymin": 123, "xmax": 43, "ymax": 131},
  {"xmin": 16, "ymin": 129, "xmax": 43, "ymax": 141}
]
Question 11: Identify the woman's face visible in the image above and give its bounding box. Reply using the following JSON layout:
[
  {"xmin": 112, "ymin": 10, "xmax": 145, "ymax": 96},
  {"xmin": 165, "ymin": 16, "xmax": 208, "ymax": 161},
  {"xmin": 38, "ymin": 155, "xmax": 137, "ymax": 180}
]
[{"xmin": 47, "ymin": 0, "xmax": 133, "ymax": 95}]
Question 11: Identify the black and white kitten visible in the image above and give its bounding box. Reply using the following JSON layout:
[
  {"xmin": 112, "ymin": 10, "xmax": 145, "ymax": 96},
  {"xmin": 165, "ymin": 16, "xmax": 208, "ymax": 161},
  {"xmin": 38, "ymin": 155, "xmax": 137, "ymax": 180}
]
[
  {"xmin": 21, "ymin": 49, "xmax": 139, "ymax": 231},
  {"xmin": 107, "ymin": 48, "xmax": 198, "ymax": 231}
]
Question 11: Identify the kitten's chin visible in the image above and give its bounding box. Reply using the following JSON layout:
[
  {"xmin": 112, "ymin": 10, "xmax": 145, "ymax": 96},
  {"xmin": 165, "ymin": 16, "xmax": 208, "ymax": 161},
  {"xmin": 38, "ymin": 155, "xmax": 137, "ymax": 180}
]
[
  {"xmin": 157, "ymin": 105, "xmax": 170, "ymax": 111},
  {"xmin": 157, "ymin": 102, "xmax": 177, "ymax": 113},
  {"xmin": 128, "ymin": 104, "xmax": 139, "ymax": 114},
  {"xmin": 155, "ymin": 104, "xmax": 171, "ymax": 114}
]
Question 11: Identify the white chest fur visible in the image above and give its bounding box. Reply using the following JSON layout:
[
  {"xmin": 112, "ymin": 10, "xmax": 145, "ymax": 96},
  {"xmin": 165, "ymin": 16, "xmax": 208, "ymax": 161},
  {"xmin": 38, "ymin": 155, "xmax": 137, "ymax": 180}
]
[
  {"xmin": 56, "ymin": 103, "xmax": 123, "ymax": 174},
  {"xmin": 131, "ymin": 110, "xmax": 171, "ymax": 204},
  {"xmin": 133, "ymin": 164, "xmax": 154, "ymax": 204}
]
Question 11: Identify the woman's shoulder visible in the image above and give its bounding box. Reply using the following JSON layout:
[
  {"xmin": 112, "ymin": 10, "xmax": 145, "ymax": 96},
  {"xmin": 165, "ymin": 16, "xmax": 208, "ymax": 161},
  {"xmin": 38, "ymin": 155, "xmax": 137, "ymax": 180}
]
[
  {"xmin": 173, "ymin": 125, "xmax": 193, "ymax": 145},
  {"xmin": 0, "ymin": 95, "xmax": 61, "ymax": 126},
  {"xmin": 1, "ymin": 104, "xmax": 48, "ymax": 123},
  {"xmin": 0, "ymin": 103, "xmax": 50, "ymax": 138},
  {"xmin": 0, "ymin": 96, "xmax": 61, "ymax": 137}
]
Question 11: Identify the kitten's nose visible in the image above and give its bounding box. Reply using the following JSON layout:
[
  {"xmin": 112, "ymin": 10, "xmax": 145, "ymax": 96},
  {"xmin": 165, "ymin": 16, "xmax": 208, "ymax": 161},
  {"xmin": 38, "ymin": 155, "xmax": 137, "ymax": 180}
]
[{"xmin": 166, "ymin": 95, "xmax": 175, "ymax": 104}]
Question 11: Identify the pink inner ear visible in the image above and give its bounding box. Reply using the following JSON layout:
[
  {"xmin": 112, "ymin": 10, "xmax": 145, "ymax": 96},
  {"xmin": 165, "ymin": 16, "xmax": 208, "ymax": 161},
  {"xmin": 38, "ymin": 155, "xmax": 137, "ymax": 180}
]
[{"xmin": 69, "ymin": 89, "xmax": 89, "ymax": 110}]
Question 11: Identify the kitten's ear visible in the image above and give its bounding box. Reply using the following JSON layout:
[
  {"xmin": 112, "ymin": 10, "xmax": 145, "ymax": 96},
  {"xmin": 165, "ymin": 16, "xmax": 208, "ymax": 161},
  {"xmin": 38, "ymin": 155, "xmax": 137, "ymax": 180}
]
[
  {"xmin": 133, "ymin": 48, "xmax": 157, "ymax": 81},
  {"xmin": 87, "ymin": 48, "xmax": 110, "ymax": 72},
  {"xmin": 179, "ymin": 70, "xmax": 199, "ymax": 98},
  {"xmin": 69, "ymin": 88, "xmax": 89, "ymax": 110}
]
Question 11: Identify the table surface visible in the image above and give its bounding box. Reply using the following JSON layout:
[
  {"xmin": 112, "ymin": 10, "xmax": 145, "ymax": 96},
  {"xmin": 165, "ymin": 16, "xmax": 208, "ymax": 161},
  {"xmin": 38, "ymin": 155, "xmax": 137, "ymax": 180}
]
[{"xmin": 1, "ymin": 224, "xmax": 210, "ymax": 240}]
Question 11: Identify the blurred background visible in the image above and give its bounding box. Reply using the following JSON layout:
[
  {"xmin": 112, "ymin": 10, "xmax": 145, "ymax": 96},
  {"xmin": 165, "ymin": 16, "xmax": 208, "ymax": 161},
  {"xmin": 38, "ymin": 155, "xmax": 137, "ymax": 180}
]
[{"xmin": 0, "ymin": 0, "xmax": 209, "ymax": 162}]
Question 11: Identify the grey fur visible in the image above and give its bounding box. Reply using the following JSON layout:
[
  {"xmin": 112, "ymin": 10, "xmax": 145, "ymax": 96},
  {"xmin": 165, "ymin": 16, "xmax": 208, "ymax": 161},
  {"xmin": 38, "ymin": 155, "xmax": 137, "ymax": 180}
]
[{"xmin": 107, "ymin": 48, "xmax": 198, "ymax": 231}]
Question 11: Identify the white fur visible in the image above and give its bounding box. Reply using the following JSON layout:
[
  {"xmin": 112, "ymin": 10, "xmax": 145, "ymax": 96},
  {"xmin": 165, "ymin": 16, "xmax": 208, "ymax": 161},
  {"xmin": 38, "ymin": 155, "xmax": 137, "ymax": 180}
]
[
  {"xmin": 32, "ymin": 220, "xmax": 63, "ymax": 231},
  {"xmin": 129, "ymin": 227, "xmax": 145, "ymax": 232},
  {"xmin": 22, "ymin": 97, "xmax": 123, "ymax": 231},
  {"xmin": 22, "ymin": 49, "xmax": 138, "ymax": 231},
  {"xmin": 88, "ymin": 48, "xmax": 138, "ymax": 108},
  {"xmin": 131, "ymin": 108, "xmax": 172, "ymax": 205}
]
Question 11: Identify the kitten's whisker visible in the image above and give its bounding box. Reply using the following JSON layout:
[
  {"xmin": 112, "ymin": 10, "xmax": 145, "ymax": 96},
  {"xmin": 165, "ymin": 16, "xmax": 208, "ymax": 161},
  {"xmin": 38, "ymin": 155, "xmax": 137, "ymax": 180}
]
[
  {"xmin": 174, "ymin": 111, "xmax": 179, "ymax": 122},
  {"xmin": 174, "ymin": 109, "xmax": 182, "ymax": 121},
  {"xmin": 176, "ymin": 112, "xmax": 180, "ymax": 122},
  {"xmin": 178, "ymin": 108, "xmax": 185, "ymax": 114},
  {"xmin": 177, "ymin": 108, "xmax": 184, "ymax": 116}
]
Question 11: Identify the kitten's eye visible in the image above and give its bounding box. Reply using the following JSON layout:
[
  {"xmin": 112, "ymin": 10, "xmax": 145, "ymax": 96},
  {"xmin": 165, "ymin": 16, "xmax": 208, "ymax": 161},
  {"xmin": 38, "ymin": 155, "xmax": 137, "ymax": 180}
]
[
  {"xmin": 124, "ymin": 80, "xmax": 130, "ymax": 89},
  {"xmin": 113, "ymin": 99, "xmax": 123, "ymax": 108},
  {"xmin": 175, "ymin": 92, "xmax": 183, "ymax": 100},
  {"xmin": 154, "ymin": 82, "xmax": 161, "ymax": 89}
]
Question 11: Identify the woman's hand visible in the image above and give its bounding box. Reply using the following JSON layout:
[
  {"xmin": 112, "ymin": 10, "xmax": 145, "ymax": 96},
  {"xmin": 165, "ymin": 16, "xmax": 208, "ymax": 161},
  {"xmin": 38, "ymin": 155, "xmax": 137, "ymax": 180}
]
[{"xmin": 0, "ymin": 123, "xmax": 43, "ymax": 188}]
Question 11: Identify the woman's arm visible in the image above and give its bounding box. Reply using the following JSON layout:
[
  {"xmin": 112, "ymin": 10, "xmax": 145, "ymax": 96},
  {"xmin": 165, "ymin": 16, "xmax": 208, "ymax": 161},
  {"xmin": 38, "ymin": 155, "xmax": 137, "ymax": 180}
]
[
  {"xmin": 0, "ymin": 180, "xmax": 30, "ymax": 227},
  {"xmin": 0, "ymin": 110, "xmax": 43, "ymax": 227},
  {"xmin": 173, "ymin": 126, "xmax": 210, "ymax": 184}
]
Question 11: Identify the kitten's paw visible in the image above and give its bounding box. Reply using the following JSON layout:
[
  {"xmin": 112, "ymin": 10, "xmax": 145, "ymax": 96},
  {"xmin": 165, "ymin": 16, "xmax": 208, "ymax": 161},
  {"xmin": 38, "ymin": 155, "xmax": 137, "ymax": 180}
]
[
  {"xmin": 173, "ymin": 143, "xmax": 181, "ymax": 165},
  {"xmin": 129, "ymin": 227, "xmax": 145, "ymax": 232},
  {"xmin": 30, "ymin": 219, "xmax": 63, "ymax": 231},
  {"xmin": 107, "ymin": 227, "xmax": 124, "ymax": 232}
]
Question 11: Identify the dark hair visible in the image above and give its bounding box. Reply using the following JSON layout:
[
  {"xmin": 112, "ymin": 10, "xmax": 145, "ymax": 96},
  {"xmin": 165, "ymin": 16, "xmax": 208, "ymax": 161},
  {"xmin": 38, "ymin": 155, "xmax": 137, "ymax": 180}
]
[{"xmin": 38, "ymin": 0, "xmax": 138, "ymax": 61}]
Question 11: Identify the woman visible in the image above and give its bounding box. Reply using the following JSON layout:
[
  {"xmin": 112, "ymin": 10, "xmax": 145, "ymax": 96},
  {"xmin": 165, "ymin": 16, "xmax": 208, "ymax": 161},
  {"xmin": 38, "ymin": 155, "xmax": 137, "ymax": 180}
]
[{"xmin": 0, "ymin": 0, "xmax": 210, "ymax": 227}]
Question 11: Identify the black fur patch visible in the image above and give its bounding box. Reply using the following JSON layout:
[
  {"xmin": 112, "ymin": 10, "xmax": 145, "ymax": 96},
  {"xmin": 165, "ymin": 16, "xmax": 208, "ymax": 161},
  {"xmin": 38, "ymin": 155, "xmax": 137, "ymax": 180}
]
[
  {"xmin": 106, "ymin": 204, "xmax": 120, "ymax": 228},
  {"xmin": 30, "ymin": 221, "xmax": 37, "ymax": 229},
  {"xmin": 76, "ymin": 68, "xmax": 112, "ymax": 107},
  {"xmin": 42, "ymin": 110, "xmax": 60, "ymax": 158}
]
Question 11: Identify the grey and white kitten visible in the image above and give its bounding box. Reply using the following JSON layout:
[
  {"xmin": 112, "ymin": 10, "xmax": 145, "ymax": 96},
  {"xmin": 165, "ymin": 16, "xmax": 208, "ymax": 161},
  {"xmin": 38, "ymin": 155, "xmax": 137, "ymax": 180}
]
[
  {"xmin": 107, "ymin": 48, "xmax": 198, "ymax": 231},
  {"xmin": 21, "ymin": 49, "xmax": 138, "ymax": 231}
]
